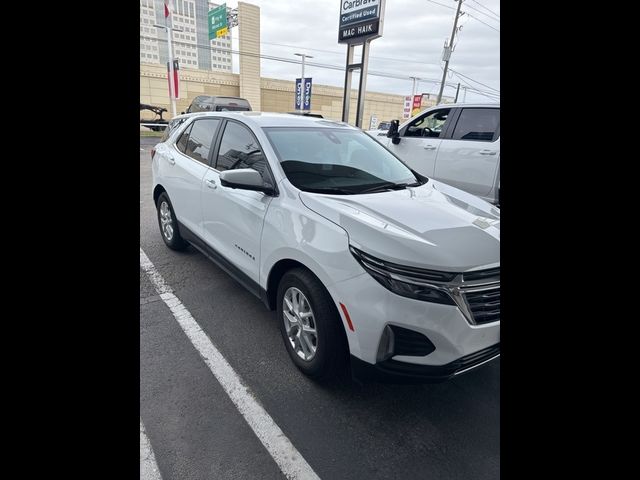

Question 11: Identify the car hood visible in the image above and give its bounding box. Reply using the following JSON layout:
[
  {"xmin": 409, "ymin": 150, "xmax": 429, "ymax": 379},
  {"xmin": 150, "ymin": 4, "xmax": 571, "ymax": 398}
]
[{"xmin": 299, "ymin": 180, "xmax": 500, "ymax": 272}]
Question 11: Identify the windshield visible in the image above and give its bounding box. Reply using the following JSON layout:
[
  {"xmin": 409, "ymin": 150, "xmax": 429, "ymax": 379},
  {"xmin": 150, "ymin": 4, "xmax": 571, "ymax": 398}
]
[{"xmin": 264, "ymin": 127, "xmax": 423, "ymax": 194}]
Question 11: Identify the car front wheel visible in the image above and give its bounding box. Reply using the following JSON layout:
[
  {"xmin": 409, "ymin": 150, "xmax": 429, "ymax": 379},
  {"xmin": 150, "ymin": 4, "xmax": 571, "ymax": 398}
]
[{"xmin": 277, "ymin": 268, "xmax": 349, "ymax": 380}]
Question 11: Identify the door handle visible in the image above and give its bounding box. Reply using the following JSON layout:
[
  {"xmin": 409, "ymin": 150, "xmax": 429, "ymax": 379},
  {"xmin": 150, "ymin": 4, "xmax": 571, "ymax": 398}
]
[
  {"xmin": 166, "ymin": 155, "xmax": 176, "ymax": 165},
  {"xmin": 205, "ymin": 179, "xmax": 217, "ymax": 190},
  {"xmin": 479, "ymin": 150, "xmax": 497, "ymax": 155},
  {"xmin": 423, "ymin": 145, "xmax": 437, "ymax": 150}
]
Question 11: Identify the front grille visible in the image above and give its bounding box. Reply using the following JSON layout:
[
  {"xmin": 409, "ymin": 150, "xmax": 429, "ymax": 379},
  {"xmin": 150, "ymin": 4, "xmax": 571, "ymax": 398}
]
[
  {"xmin": 463, "ymin": 268, "xmax": 500, "ymax": 282},
  {"xmin": 464, "ymin": 286, "xmax": 500, "ymax": 324}
]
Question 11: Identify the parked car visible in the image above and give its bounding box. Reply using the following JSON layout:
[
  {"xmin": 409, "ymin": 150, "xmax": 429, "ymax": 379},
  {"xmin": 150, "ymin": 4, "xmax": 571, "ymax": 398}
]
[
  {"xmin": 377, "ymin": 121, "xmax": 392, "ymax": 131},
  {"xmin": 152, "ymin": 112, "xmax": 500, "ymax": 382},
  {"xmin": 185, "ymin": 95, "xmax": 252, "ymax": 113},
  {"xmin": 367, "ymin": 103, "xmax": 500, "ymax": 205}
]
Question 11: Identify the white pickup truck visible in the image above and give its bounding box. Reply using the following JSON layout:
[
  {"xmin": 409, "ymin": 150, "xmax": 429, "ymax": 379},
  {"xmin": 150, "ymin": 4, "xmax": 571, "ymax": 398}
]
[{"xmin": 367, "ymin": 103, "xmax": 500, "ymax": 205}]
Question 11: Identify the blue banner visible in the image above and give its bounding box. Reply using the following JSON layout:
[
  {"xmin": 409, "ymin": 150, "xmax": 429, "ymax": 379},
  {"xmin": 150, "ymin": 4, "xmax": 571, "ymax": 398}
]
[{"xmin": 295, "ymin": 78, "xmax": 312, "ymax": 110}]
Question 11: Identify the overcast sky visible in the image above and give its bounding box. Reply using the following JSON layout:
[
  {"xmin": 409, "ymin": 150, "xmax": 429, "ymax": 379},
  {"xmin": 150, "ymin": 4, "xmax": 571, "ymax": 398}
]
[{"xmin": 225, "ymin": 0, "xmax": 499, "ymax": 103}]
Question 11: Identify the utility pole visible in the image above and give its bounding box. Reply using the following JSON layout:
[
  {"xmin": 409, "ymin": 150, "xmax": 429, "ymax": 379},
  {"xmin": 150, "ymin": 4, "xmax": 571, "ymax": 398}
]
[
  {"xmin": 436, "ymin": 0, "xmax": 464, "ymax": 104},
  {"xmin": 294, "ymin": 53, "xmax": 313, "ymax": 111},
  {"xmin": 462, "ymin": 86, "xmax": 467, "ymax": 102},
  {"xmin": 454, "ymin": 82, "xmax": 460, "ymax": 102}
]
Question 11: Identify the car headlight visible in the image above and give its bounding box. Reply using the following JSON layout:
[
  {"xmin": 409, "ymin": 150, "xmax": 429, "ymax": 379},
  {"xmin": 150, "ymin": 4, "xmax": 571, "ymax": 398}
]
[{"xmin": 349, "ymin": 246, "xmax": 456, "ymax": 305}]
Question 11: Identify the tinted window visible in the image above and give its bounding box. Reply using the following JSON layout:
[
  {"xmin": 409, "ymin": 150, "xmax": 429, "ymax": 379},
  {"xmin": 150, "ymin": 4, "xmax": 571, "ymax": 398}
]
[
  {"xmin": 184, "ymin": 118, "xmax": 221, "ymax": 164},
  {"xmin": 176, "ymin": 123, "xmax": 192, "ymax": 153},
  {"xmin": 216, "ymin": 122, "xmax": 270, "ymax": 182},
  {"xmin": 160, "ymin": 117, "xmax": 187, "ymax": 142},
  {"xmin": 452, "ymin": 108, "xmax": 500, "ymax": 141},
  {"xmin": 265, "ymin": 127, "xmax": 422, "ymax": 194},
  {"xmin": 404, "ymin": 109, "xmax": 451, "ymax": 138}
]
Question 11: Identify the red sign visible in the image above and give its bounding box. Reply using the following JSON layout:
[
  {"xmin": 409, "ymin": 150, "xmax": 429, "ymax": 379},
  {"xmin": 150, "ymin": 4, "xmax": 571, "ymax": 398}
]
[
  {"xmin": 413, "ymin": 95, "xmax": 422, "ymax": 109},
  {"xmin": 167, "ymin": 60, "xmax": 180, "ymax": 100}
]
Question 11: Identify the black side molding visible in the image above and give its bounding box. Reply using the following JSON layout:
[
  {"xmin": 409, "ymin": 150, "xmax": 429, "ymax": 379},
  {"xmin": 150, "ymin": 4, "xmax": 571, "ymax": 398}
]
[{"xmin": 177, "ymin": 221, "xmax": 270, "ymax": 308}]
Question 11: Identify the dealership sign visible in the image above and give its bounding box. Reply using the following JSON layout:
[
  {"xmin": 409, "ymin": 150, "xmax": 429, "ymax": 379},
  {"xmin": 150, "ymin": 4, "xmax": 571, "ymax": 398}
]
[{"xmin": 338, "ymin": 0, "xmax": 385, "ymax": 44}]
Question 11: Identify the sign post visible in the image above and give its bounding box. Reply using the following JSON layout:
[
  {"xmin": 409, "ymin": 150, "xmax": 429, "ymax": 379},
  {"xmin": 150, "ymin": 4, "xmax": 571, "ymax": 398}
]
[
  {"xmin": 208, "ymin": 3, "xmax": 228, "ymax": 39},
  {"xmin": 338, "ymin": 0, "xmax": 386, "ymax": 128}
]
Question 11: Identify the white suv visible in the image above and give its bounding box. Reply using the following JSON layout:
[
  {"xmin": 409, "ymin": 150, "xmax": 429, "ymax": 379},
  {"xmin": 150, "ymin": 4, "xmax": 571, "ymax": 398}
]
[
  {"xmin": 368, "ymin": 103, "xmax": 500, "ymax": 205},
  {"xmin": 152, "ymin": 112, "xmax": 500, "ymax": 382}
]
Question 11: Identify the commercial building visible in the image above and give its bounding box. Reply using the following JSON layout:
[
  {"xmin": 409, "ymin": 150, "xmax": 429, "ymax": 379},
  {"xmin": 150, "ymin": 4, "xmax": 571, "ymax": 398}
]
[{"xmin": 139, "ymin": 0, "xmax": 232, "ymax": 72}]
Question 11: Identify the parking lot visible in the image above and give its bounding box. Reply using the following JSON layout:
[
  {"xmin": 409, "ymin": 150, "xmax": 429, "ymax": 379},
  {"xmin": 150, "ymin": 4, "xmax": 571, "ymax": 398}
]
[{"xmin": 140, "ymin": 135, "xmax": 500, "ymax": 479}]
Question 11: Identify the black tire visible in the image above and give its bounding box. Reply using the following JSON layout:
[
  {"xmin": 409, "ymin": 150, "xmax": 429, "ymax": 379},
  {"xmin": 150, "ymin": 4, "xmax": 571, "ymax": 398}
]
[
  {"xmin": 156, "ymin": 192, "xmax": 188, "ymax": 251},
  {"xmin": 277, "ymin": 268, "xmax": 349, "ymax": 380}
]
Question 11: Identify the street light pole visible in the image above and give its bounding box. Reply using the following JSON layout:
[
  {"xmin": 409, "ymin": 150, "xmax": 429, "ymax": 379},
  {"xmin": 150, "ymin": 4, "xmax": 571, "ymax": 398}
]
[
  {"xmin": 294, "ymin": 53, "xmax": 313, "ymax": 111},
  {"xmin": 154, "ymin": 19, "xmax": 183, "ymax": 118}
]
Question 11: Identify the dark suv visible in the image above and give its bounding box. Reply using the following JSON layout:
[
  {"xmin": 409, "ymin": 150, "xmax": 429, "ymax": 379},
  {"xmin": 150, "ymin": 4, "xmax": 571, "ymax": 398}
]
[{"xmin": 185, "ymin": 96, "xmax": 252, "ymax": 113}]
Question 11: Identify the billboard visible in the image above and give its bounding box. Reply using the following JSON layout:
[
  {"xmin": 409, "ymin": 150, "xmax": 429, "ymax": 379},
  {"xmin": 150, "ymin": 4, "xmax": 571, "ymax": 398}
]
[{"xmin": 338, "ymin": 0, "xmax": 386, "ymax": 44}]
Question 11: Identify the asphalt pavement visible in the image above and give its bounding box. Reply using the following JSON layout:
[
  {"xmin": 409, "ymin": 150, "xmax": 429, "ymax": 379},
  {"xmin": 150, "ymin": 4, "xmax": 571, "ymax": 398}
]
[{"xmin": 140, "ymin": 136, "xmax": 500, "ymax": 480}]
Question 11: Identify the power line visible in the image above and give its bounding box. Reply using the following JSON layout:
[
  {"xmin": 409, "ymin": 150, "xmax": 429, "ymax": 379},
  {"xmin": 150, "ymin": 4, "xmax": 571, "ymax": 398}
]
[
  {"xmin": 141, "ymin": 35, "xmax": 462, "ymax": 86},
  {"xmin": 455, "ymin": 79, "xmax": 500, "ymax": 100},
  {"xmin": 448, "ymin": 68, "xmax": 500, "ymax": 93},
  {"xmin": 141, "ymin": 35, "xmax": 501, "ymax": 99},
  {"xmin": 466, "ymin": 12, "xmax": 500, "ymax": 32},
  {"xmin": 468, "ymin": 0, "xmax": 500, "ymax": 19},
  {"xmin": 464, "ymin": 3, "xmax": 500, "ymax": 23},
  {"xmin": 261, "ymin": 40, "xmax": 441, "ymax": 67},
  {"xmin": 425, "ymin": 0, "xmax": 456, "ymax": 11},
  {"xmin": 425, "ymin": 1, "xmax": 499, "ymax": 33}
]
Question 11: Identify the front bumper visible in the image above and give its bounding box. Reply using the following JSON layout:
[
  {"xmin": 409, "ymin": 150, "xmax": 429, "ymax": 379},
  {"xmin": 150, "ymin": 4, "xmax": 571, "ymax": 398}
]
[
  {"xmin": 350, "ymin": 343, "xmax": 500, "ymax": 383},
  {"xmin": 327, "ymin": 271, "xmax": 500, "ymax": 378}
]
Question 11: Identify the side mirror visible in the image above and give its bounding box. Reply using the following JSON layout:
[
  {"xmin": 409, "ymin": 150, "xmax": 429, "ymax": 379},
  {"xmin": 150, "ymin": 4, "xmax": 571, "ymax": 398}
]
[
  {"xmin": 219, "ymin": 169, "xmax": 275, "ymax": 195},
  {"xmin": 387, "ymin": 119, "xmax": 401, "ymax": 144}
]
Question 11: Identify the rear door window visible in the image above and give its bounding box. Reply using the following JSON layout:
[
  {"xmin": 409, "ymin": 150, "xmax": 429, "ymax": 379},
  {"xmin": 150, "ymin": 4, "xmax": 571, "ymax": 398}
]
[
  {"xmin": 184, "ymin": 118, "xmax": 222, "ymax": 164},
  {"xmin": 451, "ymin": 108, "xmax": 500, "ymax": 142}
]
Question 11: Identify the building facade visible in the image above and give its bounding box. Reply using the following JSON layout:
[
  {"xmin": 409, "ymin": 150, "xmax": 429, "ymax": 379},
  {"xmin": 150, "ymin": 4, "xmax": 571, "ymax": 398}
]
[{"xmin": 140, "ymin": 0, "xmax": 232, "ymax": 72}]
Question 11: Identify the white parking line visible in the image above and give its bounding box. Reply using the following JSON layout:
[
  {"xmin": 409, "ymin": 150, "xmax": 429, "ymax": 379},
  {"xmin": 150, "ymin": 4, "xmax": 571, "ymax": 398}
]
[
  {"xmin": 140, "ymin": 418, "xmax": 163, "ymax": 480},
  {"xmin": 140, "ymin": 247, "xmax": 321, "ymax": 480}
]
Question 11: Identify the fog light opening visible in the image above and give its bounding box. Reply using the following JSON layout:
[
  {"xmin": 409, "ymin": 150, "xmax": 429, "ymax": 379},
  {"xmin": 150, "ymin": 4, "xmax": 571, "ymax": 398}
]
[{"xmin": 376, "ymin": 325, "xmax": 395, "ymax": 362}]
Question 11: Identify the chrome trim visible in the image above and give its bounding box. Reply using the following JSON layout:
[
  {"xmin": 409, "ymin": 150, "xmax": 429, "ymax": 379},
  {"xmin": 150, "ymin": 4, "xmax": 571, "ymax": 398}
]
[{"xmin": 453, "ymin": 353, "xmax": 500, "ymax": 376}]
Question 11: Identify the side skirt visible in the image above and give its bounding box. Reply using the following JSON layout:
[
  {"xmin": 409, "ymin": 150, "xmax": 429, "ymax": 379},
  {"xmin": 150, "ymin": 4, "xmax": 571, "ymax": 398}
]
[{"xmin": 177, "ymin": 221, "xmax": 271, "ymax": 308}]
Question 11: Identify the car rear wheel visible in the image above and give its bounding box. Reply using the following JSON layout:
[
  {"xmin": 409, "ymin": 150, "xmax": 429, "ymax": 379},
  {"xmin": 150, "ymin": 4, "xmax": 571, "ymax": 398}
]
[
  {"xmin": 156, "ymin": 192, "xmax": 187, "ymax": 251},
  {"xmin": 277, "ymin": 268, "xmax": 349, "ymax": 380}
]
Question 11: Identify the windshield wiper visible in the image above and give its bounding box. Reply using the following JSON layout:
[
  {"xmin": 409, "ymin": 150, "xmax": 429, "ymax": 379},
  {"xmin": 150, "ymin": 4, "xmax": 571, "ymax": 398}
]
[
  {"xmin": 356, "ymin": 181, "xmax": 419, "ymax": 194},
  {"xmin": 302, "ymin": 187, "xmax": 357, "ymax": 195}
]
